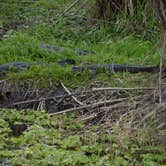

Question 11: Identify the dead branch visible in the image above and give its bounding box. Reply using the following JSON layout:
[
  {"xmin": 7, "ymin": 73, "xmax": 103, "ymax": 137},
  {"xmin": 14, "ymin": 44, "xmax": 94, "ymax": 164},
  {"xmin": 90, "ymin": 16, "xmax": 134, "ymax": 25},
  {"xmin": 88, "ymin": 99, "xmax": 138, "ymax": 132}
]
[
  {"xmin": 49, "ymin": 98, "xmax": 128, "ymax": 116},
  {"xmin": 92, "ymin": 87, "xmax": 155, "ymax": 91}
]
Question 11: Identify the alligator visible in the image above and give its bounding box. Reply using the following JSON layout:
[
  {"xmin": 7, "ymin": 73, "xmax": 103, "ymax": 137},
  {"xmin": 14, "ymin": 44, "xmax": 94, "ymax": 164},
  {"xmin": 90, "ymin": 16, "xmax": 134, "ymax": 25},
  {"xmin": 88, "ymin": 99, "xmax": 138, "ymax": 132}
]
[
  {"xmin": 40, "ymin": 44, "xmax": 96, "ymax": 56},
  {"xmin": 71, "ymin": 64, "xmax": 161, "ymax": 73},
  {"xmin": 0, "ymin": 60, "xmax": 76, "ymax": 76},
  {"xmin": 0, "ymin": 62, "xmax": 38, "ymax": 72},
  {"xmin": 0, "ymin": 62, "xmax": 162, "ymax": 77},
  {"xmin": 0, "ymin": 62, "xmax": 48, "ymax": 77}
]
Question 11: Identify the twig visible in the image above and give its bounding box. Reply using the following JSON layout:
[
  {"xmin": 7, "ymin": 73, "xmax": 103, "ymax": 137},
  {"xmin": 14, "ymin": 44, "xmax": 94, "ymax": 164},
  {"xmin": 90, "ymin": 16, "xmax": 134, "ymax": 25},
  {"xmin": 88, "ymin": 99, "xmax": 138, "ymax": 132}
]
[
  {"xmin": 59, "ymin": 0, "xmax": 82, "ymax": 17},
  {"xmin": 79, "ymin": 104, "xmax": 118, "ymax": 122},
  {"xmin": 12, "ymin": 91, "xmax": 89, "ymax": 106},
  {"xmin": 37, "ymin": 99, "xmax": 45, "ymax": 111},
  {"xmin": 60, "ymin": 82, "xmax": 84, "ymax": 106},
  {"xmin": 49, "ymin": 98, "xmax": 128, "ymax": 116},
  {"xmin": 12, "ymin": 87, "xmax": 147, "ymax": 106},
  {"xmin": 92, "ymin": 87, "xmax": 155, "ymax": 91},
  {"xmin": 78, "ymin": 113, "xmax": 98, "ymax": 121}
]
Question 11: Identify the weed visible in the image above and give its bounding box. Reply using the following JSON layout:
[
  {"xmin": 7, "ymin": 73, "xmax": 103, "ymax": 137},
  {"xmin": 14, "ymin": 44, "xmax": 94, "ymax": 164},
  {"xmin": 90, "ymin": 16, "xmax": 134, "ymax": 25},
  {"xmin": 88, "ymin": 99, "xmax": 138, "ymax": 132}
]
[{"xmin": 0, "ymin": 108, "xmax": 165, "ymax": 165}]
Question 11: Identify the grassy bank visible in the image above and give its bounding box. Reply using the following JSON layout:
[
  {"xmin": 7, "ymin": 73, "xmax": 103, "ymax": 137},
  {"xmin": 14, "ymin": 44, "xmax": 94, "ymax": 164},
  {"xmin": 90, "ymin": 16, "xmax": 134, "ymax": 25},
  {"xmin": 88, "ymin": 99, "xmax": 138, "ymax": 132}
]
[{"xmin": 0, "ymin": 0, "xmax": 161, "ymax": 88}]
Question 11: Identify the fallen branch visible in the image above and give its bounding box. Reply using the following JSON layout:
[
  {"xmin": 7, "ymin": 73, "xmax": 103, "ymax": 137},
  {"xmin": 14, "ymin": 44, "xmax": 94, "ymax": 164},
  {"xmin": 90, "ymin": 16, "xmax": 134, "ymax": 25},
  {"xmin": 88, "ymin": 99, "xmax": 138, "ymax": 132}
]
[
  {"xmin": 92, "ymin": 87, "xmax": 155, "ymax": 91},
  {"xmin": 12, "ymin": 90, "xmax": 93, "ymax": 106},
  {"xmin": 49, "ymin": 98, "xmax": 128, "ymax": 116},
  {"xmin": 11, "ymin": 87, "xmax": 149, "ymax": 106}
]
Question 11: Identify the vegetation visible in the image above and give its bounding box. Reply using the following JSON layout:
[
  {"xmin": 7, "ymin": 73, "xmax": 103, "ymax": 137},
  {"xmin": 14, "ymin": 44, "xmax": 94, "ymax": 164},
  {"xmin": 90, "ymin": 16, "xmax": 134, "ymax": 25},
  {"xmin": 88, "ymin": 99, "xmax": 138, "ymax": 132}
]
[
  {"xmin": 0, "ymin": 0, "xmax": 161, "ymax": 87},
  {"xmin": 0, "ymin": 0, "xmax": 165, "ymax": 165},
  {"xmin": 0, "ymin": 109, "xmax": 165, "ymax": 165}
]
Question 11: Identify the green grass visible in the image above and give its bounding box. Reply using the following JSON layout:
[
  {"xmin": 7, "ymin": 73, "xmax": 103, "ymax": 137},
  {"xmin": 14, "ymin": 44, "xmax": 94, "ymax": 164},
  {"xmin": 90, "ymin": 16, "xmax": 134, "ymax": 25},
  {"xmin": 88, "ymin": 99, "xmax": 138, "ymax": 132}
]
[
  {"xmin": 0, "ymin": 0, "xmax": 161, "ymax": 88},
  {"xmin": 0, "ymin": 28, "xmax": 160, "ymax": 87},
  {"xmin": 0, "ymin": 32, "xmax": 159, "ymax": 87}
]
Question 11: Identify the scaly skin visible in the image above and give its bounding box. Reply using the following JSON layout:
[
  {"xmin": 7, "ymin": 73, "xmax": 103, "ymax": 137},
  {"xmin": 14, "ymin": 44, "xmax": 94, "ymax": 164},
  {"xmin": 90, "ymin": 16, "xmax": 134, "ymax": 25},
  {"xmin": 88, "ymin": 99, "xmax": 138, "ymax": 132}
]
[
  {"xmin": 0, "ymin": 62, "xmax": 44, "ymax": 77},
  {"xmin": 72, "ymin": 64, "xmax": 160, "ymax": 73},
  {"xmin": 0, "ymin": 62, "xmax": 162, "ymax": 77},
  {"xmin": 40, "ymin": 44, "xmax": 96, "ymax": 56}
]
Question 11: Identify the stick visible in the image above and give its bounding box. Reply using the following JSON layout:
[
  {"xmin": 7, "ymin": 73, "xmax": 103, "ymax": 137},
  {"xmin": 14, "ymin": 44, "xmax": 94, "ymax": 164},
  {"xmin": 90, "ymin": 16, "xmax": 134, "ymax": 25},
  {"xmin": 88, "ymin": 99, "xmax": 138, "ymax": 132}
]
[
  {"xmin": 49, "ymin": 98, "xmax": 128, "ymax": 116},
  {"xmin": 79, "ymin": 114, "xmax": 98, "ymax": 121},
  {"xmin": 92, "ymin": 87, "xmax": 155, "ymax": 91},
  {"xmin": 60, "ymin": 82, "xmax": 84, "ymax": 106},
  {"xmin": 12, "ymin": 91, "xmax": 90, "ymax": 106},
  {"xmin": 59, "ymin": 0, "xmax": 82, "ymax": 17},
  {"xmin": 12, "ymin": 86, "xmax": 147, "ymax": 106}
]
